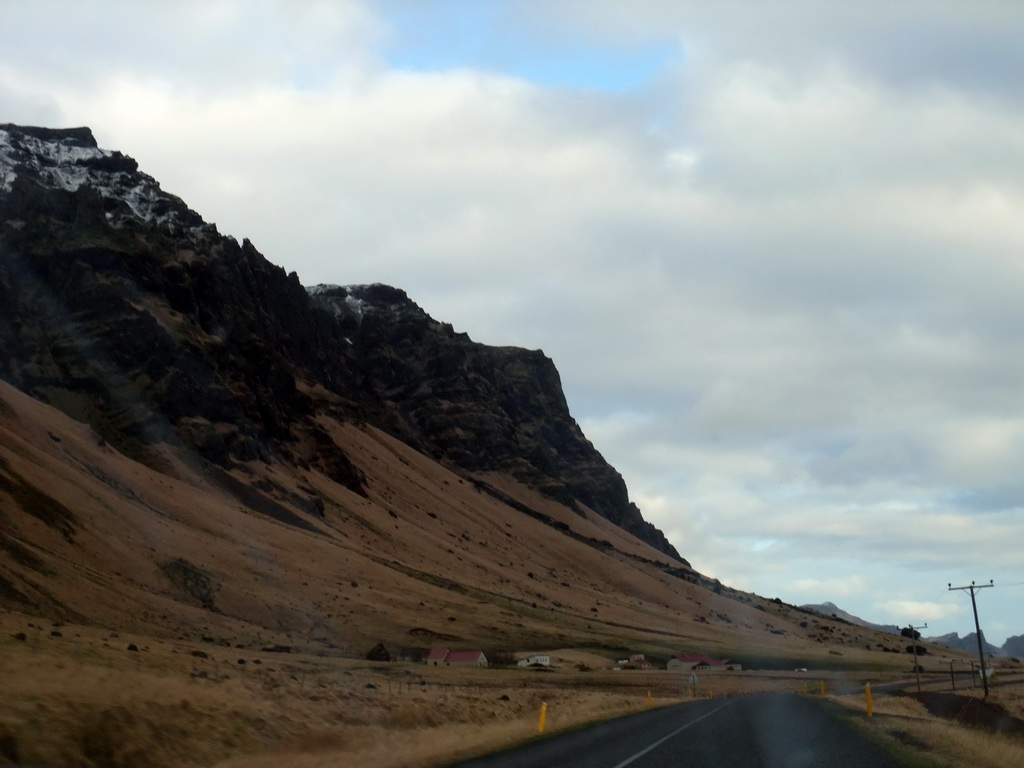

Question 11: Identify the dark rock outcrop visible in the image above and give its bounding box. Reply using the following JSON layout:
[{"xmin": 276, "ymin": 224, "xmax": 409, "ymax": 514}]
[
  {"xmin": 0, "ymin": 123, "xmax": 680, "ymax": 560},
  {"xmin": 310, "ymin": 284, "xmax": 681, "ymax": 559},
  {"xmin": 365, "ymin": 642, "xmax": 391, "ymax": 662},
  {"xmin": 0, "ymin": 125, "xmax": 368, "ymax": 497}
]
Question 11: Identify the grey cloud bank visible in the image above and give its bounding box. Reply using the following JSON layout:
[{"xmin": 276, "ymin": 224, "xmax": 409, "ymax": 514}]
[{"xmin": 2, "ymin": 0, "xmax": 1023, "ymax": 642}]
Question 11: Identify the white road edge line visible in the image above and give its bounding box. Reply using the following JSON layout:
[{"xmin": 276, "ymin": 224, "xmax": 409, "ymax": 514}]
[{"xmin": 610, "ymin": 702, "xmax": 733, "ymax": 768}]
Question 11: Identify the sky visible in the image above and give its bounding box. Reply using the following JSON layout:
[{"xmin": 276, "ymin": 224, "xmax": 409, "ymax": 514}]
[{"xmin": 3, "ymin": 0, "xmax": 1024, "ymax": 645}]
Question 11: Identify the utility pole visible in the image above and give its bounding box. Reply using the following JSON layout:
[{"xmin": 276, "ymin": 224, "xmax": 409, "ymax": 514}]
[
  {"xmin": 904, "ymin": 623, "xmax": 928, "ymax": 692},
  {"xmin": 948, "ymin": 580, "xmax": 994, "ymax": 697}
]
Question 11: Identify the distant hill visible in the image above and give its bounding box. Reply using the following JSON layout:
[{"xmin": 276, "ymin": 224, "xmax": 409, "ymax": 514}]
[
  {"xmin": 1003, "ymin": 635, "xmax": 1024, "ymax": 658},
  {"xmin": 926, "ymin": 632, "xmax": 1004, "ymax": 657},
  {"xmin": 801, "ymin": 602, "xmax": 1021, "ymax": 655},
  {"xmin": 800, "ymin": 602, "xmax": 900, "ymax": 636}
]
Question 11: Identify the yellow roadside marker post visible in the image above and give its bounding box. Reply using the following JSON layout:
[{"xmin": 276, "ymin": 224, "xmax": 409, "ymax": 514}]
[
  {"xmin": 865, "ymin": 684, "xmax": 873, "ymax": 717},
  {"xmin": 647, "ymin": 690, "xmax": 652, "ymax": 709},
  {"xmin": 538, "ymin": 702, "xmax": 548, "ymax": 734},
  {"xmin": 819, "ymin": 681, "xmax": 826, "ymax": 696}
]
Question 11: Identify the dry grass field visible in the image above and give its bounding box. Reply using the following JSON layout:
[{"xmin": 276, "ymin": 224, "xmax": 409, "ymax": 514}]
[
  {"xmin": 6, "ymin": 607, "xmax": 1024, "ymax": 767},
  {"xmin": 2, "ymin": 373, "xmax": 1015, "ymax": 768},
  {"xmin": 0, "ymin": 611, "xmax": 682, "ymax": 768},
  {"xmin": 0, "ymin": 607, "xmax": 942, "ymax": 768}
]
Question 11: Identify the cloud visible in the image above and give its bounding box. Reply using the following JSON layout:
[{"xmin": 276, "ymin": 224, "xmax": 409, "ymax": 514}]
[
  {"xmin": 791, "ymin": 575, "xmax": 868, "ymax": 598},
  {"xmin": 533, "ymin": 1, "xmax": 1024, "ymax": 95},
  {"xmin": 880, "ymin": 600, "xmax": 965, "ymax": 624},
  {"xmin": 0, "ymin": 0, "xmax": 386, "ymax": 90}
]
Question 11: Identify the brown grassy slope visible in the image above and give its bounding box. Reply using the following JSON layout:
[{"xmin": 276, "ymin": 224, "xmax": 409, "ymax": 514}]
[{"xmin": 0, "ymin": 377, "xmax": 969, "ymax": 670}]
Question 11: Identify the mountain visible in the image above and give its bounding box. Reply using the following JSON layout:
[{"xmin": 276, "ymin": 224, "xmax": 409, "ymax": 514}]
[
  {"xmin": 0, "ymin": 123, "xmax": 698, "ymax": 648},
  {"xmin": 0, "ymin": 124, "xmax": 937, "ymax": 665},
  {"xmin": 0, "ymin": 123, "xmax": 677, "ymax": 561},
  {"xmin": 803, "ymin": 602, "xmax": 1024, "ymax": 655},
  {"xmin": 800, "ymin": 602, "xmax": 900, "ymax": 636},
  {"xmin": 1003, "ymin": 635, "xmax": 1024, "ymax": 658},
  {"xmin": 927, "ymin": 632, "xmax": 1004, "ymax": 657}
]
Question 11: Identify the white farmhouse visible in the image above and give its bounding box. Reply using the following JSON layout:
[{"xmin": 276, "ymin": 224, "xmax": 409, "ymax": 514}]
[{"xmin": 517, "ymin": 654, "xmax": 551, "ymax": 668}]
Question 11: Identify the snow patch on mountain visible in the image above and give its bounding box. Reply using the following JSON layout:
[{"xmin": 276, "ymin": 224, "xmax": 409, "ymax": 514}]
[
  {"xmin": 305, "ymin": 283, "xmax": 410, "ymax": 323},
  {"xmin": 0, "ymin": 128, "xmax": 108, "ymax": 194},
  {"xmin": 0, "ymin": 124, "xmax": 209, "ymax": 235},
  {"xmin": 307, "ymin": 284, "xmax": 368, "ymax": 321}
]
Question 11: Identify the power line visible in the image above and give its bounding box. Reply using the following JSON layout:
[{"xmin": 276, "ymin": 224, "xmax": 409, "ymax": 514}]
[
  {"xmin": 948, "ymin": 580, "xmax": 994, "ymax": 697},
  {"xmin": 904, "ymin": 623, "xmax": 928, "ymax": 692}
]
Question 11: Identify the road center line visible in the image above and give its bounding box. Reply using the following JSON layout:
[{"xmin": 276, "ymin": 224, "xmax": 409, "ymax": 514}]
[{"xmin": 610, "ymin": 702, "xmax": 733, "ymax": 768}]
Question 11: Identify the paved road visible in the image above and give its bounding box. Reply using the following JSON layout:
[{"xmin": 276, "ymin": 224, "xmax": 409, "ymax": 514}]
[{"xmin": 448, "ymin": 693, "xmax": 907, "ymax": 767}]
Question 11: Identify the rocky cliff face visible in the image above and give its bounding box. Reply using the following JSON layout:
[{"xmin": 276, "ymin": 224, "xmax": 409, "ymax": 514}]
[
  {"xmin": 0, "ymin": 124, "xmax": 370, "ymax": 491},
  {"xmin": 0, "ymin": 123, "xmax": 680, "ymax": 560},
  {"xmin": 309, "ymin": 284, "xmax": 680, "ymax": 558}
]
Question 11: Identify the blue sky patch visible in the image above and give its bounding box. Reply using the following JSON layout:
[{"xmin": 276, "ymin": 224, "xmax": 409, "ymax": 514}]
[{"xmin": 379, "ymin": 0, "xmax": 680, "ymax": 92}]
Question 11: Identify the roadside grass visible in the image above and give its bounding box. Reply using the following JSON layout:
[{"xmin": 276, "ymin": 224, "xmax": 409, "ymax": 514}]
[
  {"xmin": 211, "ymin": 690, "xmax": 658, "ymax": 768},
  {"xmin": 830, "ymin": 690, "xmax": 1024, "ymax": 768},
  {"xmin": 1, "ymin": 646, "xmax": 906, "ymax": 768},
  {"xmin": 0, "ymin": 626, "xmax": 680, "ymax": 768},
  {"xmin": 988, "ymin": 686, "xmax": 1024, "ymax": 719},
  {"xmin": 5, "ymin": 611, "xmax": 995, "ymax": 768}
]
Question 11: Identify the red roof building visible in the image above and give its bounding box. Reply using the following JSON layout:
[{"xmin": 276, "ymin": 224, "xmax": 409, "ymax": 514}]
[
  {"xmin": 426, "ymin": 648, "xmax": 449, "ymax": 665},
  {"xmin": 445, "ymin": 650, "xmax": 488, "ymax": 666},
  {"xmin": 667, "ymin": 653, "xmax": 741, "ymax": 671},
  {"xmin": 425, "ymin": 648, "xmax": 488, "ymax": 667}
]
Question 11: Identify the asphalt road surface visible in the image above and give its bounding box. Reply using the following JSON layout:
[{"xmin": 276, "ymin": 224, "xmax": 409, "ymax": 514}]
[{"xmin": 449, "ymin": 693, "xmax": 908, "ymax": 767}]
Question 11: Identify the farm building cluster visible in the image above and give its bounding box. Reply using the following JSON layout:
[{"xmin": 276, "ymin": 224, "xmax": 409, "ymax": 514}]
[{"xmin": 366, "ymin": 646, "xmax": 741, "ymax": 671}]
